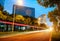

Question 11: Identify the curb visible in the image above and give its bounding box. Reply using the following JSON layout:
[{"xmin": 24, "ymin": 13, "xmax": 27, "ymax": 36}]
[{"xmin": 0, "ymin": 30, "xmax": 42, "ymax": 38}]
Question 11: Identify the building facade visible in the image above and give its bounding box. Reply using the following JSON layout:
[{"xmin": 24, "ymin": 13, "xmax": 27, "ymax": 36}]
[
  {"xmin": 12, "ymin": 5, "xmax": 35, "ymax": 18},
  {"xmin": 0, "ymin": 20, "xmax": 35, "ymax": 32},
  {"xmin": 38, "ymin": 14, "xmax": 47, "ymax": 25}
]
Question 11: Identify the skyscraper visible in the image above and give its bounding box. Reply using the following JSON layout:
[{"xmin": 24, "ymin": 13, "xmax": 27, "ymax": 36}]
[
  {"xmin": 13, "ymin": 5, "xmax": 35, "ymax": 18},
  {"xmin": 0, "ymin": 0, "xmax": 5, "ymax": 6}
]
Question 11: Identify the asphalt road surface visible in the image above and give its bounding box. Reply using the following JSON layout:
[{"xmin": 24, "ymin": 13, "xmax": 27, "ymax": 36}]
[{"xmin": 0, "ymin": 31, "xmax": 50, "ymax": 41}]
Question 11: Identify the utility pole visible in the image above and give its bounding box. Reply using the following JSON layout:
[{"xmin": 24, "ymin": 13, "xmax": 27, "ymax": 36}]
[{"xmin": 12, "ymin": 5, "xmax": 15, "ymax": 32}]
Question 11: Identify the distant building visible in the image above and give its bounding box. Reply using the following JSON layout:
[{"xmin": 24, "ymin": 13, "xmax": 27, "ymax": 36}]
[
  {"xmin": 12, "ymin": 5, "xmax": 35, "ymax": 18},
  {"xmin": 0, "ymin": 0, "xmax": 5, "ymax": 6},
  {"xmin": 38, "ymin": 14, "xmax": 47, "ymax": 24}
]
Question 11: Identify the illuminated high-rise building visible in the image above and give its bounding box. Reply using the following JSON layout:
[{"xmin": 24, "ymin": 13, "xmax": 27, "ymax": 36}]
[{"xmin": 12, "ymin": 5, "xmax": 35, "ymax": 18}]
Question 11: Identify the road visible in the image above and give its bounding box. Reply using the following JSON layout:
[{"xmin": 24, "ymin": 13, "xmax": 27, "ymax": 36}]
[{"xmin": 0, "ymin": 31, "xmax": 51, "ymax": 41}]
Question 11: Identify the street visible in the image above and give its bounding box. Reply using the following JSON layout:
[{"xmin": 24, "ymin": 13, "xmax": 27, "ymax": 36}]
[{"xmin": 0, "ymin": 31, "xmax": 50, "ymax": 41}]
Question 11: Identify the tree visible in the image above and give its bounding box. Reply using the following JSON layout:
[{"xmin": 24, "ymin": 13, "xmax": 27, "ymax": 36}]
[
  {"xmin": 48, "ymin": 9, "xmax": 60, "ymax": 31},
  {"xmin": 48, "ymin": 9, "xmax": 59, "ymax": 22},
  {"xmin": 37, "ymin": 0, "xmax": 60, "ymax": 11},
  {"xmin": 0, "ymin": 4, "xmax": 4, "ymax": 11},
  {"xmin": 7, "ymin": 16, "xmax": 13, "ymax": 22},
  {"xmin": 24, "ymin": 17, "xmax": 31, "ymax": 25},
  {"xmin": 0, "ymin": 11, "xmax": 7, "ymax": 20},
  {"xmin": 31, "ymin": 18, "xmax": 38, "ymax": 26},
  {"xmin": 37, "ymin": 0, "xmax": 60, "ymax": 16},
  {"xmin": 40, "ymin": 23, "xmax": 48, "ymax": 29},
  {"xmin": 15, "ymin": 15, "xmax": 25, "ymax": 23},
  {"xmin": 3, "ymin": 10, "xmax": 9, "ymax": 16},
  {"xmin": 0, "ymin": 4, "xmax": 9, "ymax": 21}
]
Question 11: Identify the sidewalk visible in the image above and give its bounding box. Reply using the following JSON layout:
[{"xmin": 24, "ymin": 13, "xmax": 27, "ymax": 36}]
[{"xmin": 0, "ymin": 30, "xmax": 42, "ymax": 38}]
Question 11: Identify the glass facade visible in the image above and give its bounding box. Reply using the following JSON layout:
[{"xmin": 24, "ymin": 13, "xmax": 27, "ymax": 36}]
[
  {"xmin": 0, "ymin": 22, "xmax": 6, "ymax": 32},
  {"xmin": 13, "ymin": 5, "xmax": 35, "ymax": 18},
  {"xmin": 14, "ymin": 26, "xmax": 26, "ymax": 31},
  {"xmin": 0, "ymin": 22, "xmax": 12, "ymax": 32},
  {"xmin": 0, "ymin": 21, "xmax": 35, "ymax": 32}
]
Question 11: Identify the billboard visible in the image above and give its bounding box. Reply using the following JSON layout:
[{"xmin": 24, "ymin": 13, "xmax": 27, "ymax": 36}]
[{"xmin": 12, "ymin": 5, "xmax": 35, "ymax": 18}]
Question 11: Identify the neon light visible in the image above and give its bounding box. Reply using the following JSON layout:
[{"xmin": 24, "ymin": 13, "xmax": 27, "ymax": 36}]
[{"xmin": 0, "ymin": 20, "xmax": 27, "ymax": 26}]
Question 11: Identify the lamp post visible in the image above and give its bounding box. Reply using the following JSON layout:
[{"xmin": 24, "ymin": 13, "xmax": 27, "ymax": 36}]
[
  {"xmin": 12, "ymin": 0, "xmax": 24, "ymax": 32},
  {"xmin": 12, "ymin": 5, "xmax": 15, "ymax": 32}
]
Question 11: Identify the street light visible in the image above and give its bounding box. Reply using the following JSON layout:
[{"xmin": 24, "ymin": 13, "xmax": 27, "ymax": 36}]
[
  {"xmin": 16, "ymin": 0, "xmax": 24, "ymax": 6},
  {"xmin": 12, "ymin": 0, "xmax": 24, "ymax": 32}
]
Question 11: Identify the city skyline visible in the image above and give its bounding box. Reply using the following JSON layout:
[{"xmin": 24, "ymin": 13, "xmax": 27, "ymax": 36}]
[
  {"xmin": 13, "ymin": 5, "xmax": 35, "ymax": 18},
  {"xmin": 4, "ymin": 0, "xmax": 55, "ymax": 26},
  {"xmin": 4, "ymin": 0, "xmax": 55, "ymax": 18},
  {"xmin": 0, "ymin": 0, "xmax": 60, "ymax": 41}
]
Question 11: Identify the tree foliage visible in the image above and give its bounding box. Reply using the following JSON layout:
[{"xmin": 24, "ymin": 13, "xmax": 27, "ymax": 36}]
[
  {"xmin": 48, "ymin": 9, "xmax": 60, "ymax": 31},
  {"xmin": 37, "ymin": 0, "xmax": 60, "ymax": 7},
  {"xmin": 0, "ymin": 11, "xmax": 7, "ymax": 20},
  {"xmin": 37, "ymin": 0, "xmax": 60, "ymax": 31},
  {"xmin": 37, "ymin": 0, "xmax": 60, "ymax": 11},
  {"xmin": 3, "ymin": 11, "xmax": 9, "ymax": 15},
  {"xmin": 37, "ymin": 0, "xmax": 60, "ymax": 22},
  {"xmin": 0, "ymin": 4, "xmax": 4, "ymax": 11},
  {"xmin": 48, "ymin": 9, "xmax": 60, "ymax": 23}
]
